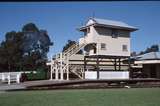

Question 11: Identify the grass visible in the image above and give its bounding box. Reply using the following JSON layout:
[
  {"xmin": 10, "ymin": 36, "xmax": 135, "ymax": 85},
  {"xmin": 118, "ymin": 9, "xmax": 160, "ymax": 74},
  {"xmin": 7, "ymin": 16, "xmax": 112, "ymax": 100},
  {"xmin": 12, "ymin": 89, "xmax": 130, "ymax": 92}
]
[{"xmin": 0, "ymin": 88, "xmax": 160, "ymax": 106}]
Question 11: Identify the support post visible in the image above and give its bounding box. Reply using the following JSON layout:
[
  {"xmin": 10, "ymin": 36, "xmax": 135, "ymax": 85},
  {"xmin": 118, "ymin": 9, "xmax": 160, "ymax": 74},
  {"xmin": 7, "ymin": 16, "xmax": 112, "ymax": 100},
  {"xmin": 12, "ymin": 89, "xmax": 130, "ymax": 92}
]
[
  {"xmin": 128, "ymin": 57, "xmax": 132, "ymax": 78},
  {"xmin": 114, "ymin": 59, "xmax": 117, "ymax": 71},
  {"xmin": 60, "ymin": 53, "xmax": 63, "ymax": 80},
  {"xmin": 119, "ymin": 58, "xmax": 121, "ymax": 71},
  {"xmin": 50, "ymin": 62, "xmax": 53, "ymax": 80},
  {"xmin": 55, "ymin": 63, "xmax": 58, "ymax": 80},
  {"xmin": 96, "ymin": 56, "xmax": 100, "ymax": 79},
  {"xmin": 81, "ymin": 68, "xmax": 84, "ymax": 79},
  {"xmin": 66, "ymin": 55, "xmax": 69, "ymax": 80},
  {"xmin": 84, "ymin": 56, "xmax": 87, "ymax": 79}
]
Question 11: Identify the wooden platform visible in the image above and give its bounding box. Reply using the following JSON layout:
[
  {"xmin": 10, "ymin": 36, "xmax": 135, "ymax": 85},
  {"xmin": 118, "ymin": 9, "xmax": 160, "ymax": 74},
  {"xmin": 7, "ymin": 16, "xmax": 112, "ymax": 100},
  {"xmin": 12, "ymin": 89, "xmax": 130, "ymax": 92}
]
[
  {"xmin": 1, "ymin": 79, "xmax": 160, "ymax": 91},
  {"xmin": 23, "ymin": 79, "xmax": 160, "ymax": 90}
]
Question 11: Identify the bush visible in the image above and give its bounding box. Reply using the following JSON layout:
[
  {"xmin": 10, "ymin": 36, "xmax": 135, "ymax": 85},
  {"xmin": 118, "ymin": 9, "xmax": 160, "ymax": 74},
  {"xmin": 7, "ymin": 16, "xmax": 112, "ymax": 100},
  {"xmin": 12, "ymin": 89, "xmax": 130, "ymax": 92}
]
[
  {"xmin": 26, "ymin": 69, "xmax": 47, "ymax": 81},
  {"xmin": 20, "ymin": 73, "xmax": 28, "ymax": 82}
]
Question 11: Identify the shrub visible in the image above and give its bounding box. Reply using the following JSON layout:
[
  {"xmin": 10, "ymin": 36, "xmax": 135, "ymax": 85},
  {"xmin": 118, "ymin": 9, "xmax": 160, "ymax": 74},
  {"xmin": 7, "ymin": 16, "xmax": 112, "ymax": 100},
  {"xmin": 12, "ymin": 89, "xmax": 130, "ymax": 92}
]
[{"xmin": 26, "ymin": 69, "xmax": 47, "ymax": 81}]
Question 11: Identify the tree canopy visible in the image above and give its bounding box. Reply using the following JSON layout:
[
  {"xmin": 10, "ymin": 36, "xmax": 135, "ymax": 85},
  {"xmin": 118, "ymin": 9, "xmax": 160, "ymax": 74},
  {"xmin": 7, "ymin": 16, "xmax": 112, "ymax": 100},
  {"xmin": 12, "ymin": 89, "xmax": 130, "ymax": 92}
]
[
  {"xmin": 139, "ymin": 44, "xmax": 159, "ymax": 55},
  {"xmin": 22, "ymin": 23, "xmax": 39, "ymax": 32},
  {"xmin": 0, "ymin": 23, "xmax": 53, "ymax": 72}
]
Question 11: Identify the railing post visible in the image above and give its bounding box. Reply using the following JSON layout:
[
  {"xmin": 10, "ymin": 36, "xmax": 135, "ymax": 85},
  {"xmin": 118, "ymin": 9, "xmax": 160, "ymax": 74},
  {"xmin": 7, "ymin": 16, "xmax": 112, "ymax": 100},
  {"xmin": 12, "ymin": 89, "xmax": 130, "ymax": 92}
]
[
  {"xmin": 66, "ymin": 54, "xmax": 69, "ymax": 80},
  {"xmin": 2, "ymin": 73, "xmax": 5, "ymax": 81},
  {"xmin": 17, "ymin": 74, "xmax": 20, "ymax": 83},
  {"xmin": 8, "ymin": 73, "xmax": 10, "ymax": 85},
  {"xmin": 60, "ymin": 53, "xmax": 64, "ymax": 80}
]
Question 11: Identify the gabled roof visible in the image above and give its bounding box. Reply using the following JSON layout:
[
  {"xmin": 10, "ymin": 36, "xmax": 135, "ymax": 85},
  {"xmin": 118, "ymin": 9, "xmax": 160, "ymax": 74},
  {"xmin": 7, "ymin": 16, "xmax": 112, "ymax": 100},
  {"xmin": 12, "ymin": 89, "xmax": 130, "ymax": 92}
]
[{"xmin": 79, "ymin": 18, "xmax": 138, "ymax": 31}]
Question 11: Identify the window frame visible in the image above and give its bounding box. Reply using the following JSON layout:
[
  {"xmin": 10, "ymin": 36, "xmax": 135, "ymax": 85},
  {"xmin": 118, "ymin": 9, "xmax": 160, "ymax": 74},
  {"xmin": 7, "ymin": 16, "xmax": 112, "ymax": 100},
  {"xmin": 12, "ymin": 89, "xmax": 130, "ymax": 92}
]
[
  {"xmin": 122, "ymin": 44, "xmax": 128, "ymax": 52},
  {"xmin": 101, "ymin": 43, "xmax": 106, "ymax": 50},
  {"xmin": 87, "ymin": 27, "xmax": 90, "ymax": 34},
  {"xmin": 111, "ymin": 29, "xmax": 118, "ymax": 38}
]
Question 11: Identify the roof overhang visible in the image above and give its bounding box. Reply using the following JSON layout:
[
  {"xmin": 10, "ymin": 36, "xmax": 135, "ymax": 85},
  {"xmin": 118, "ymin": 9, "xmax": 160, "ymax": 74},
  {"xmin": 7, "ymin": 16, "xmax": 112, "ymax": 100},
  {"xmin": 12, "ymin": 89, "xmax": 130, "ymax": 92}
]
[
  {"xmin": 93, "ymin": 24, "xmax": 138, "ymax": 32},
  {"xmin": 131, "ymin": 65, "xmax": 143, "ymax": 68},
  {"xmin": 135, "ymin": 60, "xmax": 160, "ymax": 64},
  {"xmin": 79, "ymin": 23, "xmax": 138, "ymax": 32},
  {"xmin": 78, "ymin": 25, "xmax": 92, "ymax": 31}
]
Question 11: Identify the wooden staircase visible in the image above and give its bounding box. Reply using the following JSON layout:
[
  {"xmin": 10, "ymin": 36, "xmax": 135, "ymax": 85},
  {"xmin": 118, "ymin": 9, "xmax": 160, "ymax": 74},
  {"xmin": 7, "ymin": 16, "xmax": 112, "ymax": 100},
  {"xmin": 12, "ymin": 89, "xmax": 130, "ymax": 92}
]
[{"xmin": 52, "ymin": 42, "xmax": 86, "ymax": 80}]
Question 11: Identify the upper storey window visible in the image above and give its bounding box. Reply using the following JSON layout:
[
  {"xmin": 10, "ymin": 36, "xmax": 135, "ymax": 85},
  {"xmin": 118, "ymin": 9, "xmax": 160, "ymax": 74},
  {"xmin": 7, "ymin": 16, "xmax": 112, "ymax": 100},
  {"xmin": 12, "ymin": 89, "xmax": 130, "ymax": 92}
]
[
  {"xmin": 87, "ymin": 27, "xmax": 90, "ymax": 34},
  {"xmin": 122, "ymin": 45, "xmax": 128, "ymax": 51},
  {"xmin": 111, "ymin": 29, "xmax": 118, "ymax": 38},
  {"xmin": 101, "ymin": 43, "xmax": 106, "ymax": 50},
  {"xmin": 84, "ymin": 27, "xmax": 90, "ymax": 36}
]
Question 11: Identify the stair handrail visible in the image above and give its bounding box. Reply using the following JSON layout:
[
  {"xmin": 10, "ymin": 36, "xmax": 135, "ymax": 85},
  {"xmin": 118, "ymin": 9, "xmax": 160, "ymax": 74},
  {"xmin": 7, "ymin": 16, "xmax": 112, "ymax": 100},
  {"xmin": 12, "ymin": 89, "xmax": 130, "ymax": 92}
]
[
  {"xmin": 63, "ymin": 43, "xmax": 78, "ymax": 53},
  {"xmin": 63, "ymin": 43, "xmax": 79, "ymax": 56}
]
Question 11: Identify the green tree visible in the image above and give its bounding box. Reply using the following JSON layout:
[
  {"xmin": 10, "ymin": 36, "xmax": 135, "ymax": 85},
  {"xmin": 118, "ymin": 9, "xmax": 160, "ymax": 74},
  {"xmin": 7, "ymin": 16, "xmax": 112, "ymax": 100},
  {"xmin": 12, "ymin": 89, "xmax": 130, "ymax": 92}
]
[
  {"xmin": 0, "ymin": 31, "xmax": 24, "ymax": 72},
  {"xmin": 22, "ymin": 23, "xmax": 39, "ymax": 32},
  {"xmin": 21, "ymin": 23, "xmax": 53, "ymax": 71},
  {"xmin": 0, "ymin": 23, "xmax": 53, "ymax": 72},
  {"xmin": 131, "ymin": 51, "xmax": 137, "ymax": 56},
  {"xmin": 138, "ymin": 44, "xmax": 159, "ymax": 55}
]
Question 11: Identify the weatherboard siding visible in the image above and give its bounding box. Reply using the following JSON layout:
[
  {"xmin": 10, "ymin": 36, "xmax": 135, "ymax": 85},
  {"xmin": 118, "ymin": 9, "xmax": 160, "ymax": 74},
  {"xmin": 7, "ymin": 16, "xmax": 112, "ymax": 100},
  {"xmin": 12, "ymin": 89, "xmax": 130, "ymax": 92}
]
[{"xmin": 80, "ymin": 26, "xmax": 131, "ymax": 56}]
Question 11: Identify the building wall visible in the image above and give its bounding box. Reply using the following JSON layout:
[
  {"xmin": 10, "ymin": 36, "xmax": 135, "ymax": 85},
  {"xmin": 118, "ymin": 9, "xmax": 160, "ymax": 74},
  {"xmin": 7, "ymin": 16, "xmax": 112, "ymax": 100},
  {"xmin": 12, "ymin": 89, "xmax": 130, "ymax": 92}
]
[
  {"xmin": 80, "ymin": 25, "xmax": 131, "ymax": 56},
  {"xmin": 143, "ymin": 64, "xmax": 160, "ymax": 78},
  {"xmin": 156, "ymin": 64, "xmax": 160, "ymax": 78},
  {"xmin": 143, "ymin": 64, "xmax": 151, "ymax": 77},
  {"xmin": 79, "ymin": 26, "xmax": 97, "ymax": 45}
]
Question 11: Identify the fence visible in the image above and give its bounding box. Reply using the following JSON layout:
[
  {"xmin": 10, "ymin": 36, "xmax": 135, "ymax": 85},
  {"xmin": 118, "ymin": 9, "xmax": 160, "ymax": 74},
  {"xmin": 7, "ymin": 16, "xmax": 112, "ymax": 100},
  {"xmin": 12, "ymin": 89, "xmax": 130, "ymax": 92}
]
[{"xmin": 0, "ymin": 72, "xmax": 22, "ymax": 84}]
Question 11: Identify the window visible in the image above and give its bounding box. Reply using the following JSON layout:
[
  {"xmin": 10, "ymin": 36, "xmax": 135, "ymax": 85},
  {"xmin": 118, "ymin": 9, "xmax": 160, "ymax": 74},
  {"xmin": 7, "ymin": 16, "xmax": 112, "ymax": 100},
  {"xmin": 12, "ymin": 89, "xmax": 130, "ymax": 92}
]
[
  {"xmin": 101, "ymin": 43, "xmax": 106, "ymax": 50},
  {"xmin": 84, "ymin": 27, "xmax": 90, "ymax": 36},
  {"xmin": 122, "ymin": 45, "xmax": 128, "ymax": 51},
  {"xmin": 87, "ymin": 27, "xmax": 90, "ymax": 34},
  {"xmin": 111, "ymin": 29, "xmax": 118, "ymax": 38}
]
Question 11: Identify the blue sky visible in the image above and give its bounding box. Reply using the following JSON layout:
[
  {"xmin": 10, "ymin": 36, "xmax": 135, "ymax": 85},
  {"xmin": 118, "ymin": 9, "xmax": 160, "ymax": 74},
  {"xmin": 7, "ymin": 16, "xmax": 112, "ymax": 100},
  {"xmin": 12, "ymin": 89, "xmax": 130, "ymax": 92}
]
[{"xmin": 0, "ymin": 1, "xmax": 160, "ymax": 59}]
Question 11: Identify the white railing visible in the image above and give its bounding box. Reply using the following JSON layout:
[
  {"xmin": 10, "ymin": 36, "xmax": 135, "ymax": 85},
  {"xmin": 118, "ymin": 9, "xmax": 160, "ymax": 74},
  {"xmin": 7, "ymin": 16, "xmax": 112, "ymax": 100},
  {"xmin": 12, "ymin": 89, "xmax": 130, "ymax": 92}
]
[
  {"xmin": 48, "ymin": 40, "xmax": 87, "ymax": 80},
  {"xmin": 0, "ymin": 72, "xmax": 22, "ymax": 84}
]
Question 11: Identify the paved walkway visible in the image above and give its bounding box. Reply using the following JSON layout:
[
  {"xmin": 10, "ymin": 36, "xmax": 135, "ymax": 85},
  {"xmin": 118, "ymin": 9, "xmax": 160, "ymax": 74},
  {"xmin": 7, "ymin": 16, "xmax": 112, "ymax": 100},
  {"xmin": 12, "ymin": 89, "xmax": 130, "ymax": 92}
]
[
  {"xmin": 0, "ymin": 84, "xmax": 26, "ymax": 91},
  {"xmin": 0, "ymin": 80, "xmax": 69, "ymax": 91},
  {"xmin": 23, "ymin": 80, "xmax": 72, "ymax": 86}
]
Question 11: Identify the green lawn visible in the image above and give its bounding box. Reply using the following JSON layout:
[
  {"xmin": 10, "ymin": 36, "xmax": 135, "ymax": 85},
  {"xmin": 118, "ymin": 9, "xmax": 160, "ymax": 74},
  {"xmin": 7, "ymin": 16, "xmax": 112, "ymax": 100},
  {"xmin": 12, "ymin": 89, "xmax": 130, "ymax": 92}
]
[{"xmin": 0, "ymin": 88, "xmax": 160, "ymax": 106}]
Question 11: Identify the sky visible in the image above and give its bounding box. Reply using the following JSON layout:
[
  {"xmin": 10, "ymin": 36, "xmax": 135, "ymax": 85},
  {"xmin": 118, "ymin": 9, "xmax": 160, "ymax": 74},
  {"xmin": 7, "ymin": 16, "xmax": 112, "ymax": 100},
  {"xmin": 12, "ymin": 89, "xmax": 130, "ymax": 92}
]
[{"xmin": 0, "ymin": 1, "xmax": 160, "ymax": 59}]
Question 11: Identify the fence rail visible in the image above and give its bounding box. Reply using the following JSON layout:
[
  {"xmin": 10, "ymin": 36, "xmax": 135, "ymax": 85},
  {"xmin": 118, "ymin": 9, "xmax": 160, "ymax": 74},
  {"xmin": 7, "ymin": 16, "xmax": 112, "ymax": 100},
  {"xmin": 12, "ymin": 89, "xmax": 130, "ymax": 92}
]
[{"xmin": 0, "ymin": 72, "xmax": 22, "ymax": 85}]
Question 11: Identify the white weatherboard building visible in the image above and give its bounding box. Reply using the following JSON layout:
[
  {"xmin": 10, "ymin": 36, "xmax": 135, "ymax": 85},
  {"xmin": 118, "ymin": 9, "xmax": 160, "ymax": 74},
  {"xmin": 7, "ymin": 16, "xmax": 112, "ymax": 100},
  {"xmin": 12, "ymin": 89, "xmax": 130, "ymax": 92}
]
[
  {"xmin": 47, "ymin": 18, "xmax": 138, "ymax": 80},
  {"xmin": 79, "ymin": 18, "xmax": 137, "ymax": 56}
]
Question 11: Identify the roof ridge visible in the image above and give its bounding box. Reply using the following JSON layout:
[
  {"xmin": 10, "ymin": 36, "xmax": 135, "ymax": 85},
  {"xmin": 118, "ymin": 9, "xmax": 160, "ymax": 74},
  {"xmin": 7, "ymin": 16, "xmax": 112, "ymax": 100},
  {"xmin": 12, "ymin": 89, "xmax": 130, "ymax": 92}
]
[
  {"xmin": 79, "ymin": 17, "xmax": 138, "ymax": 31},
  {"xmin": 93, "ymin": 18, "xmax": 129, "ymax": 25}
]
